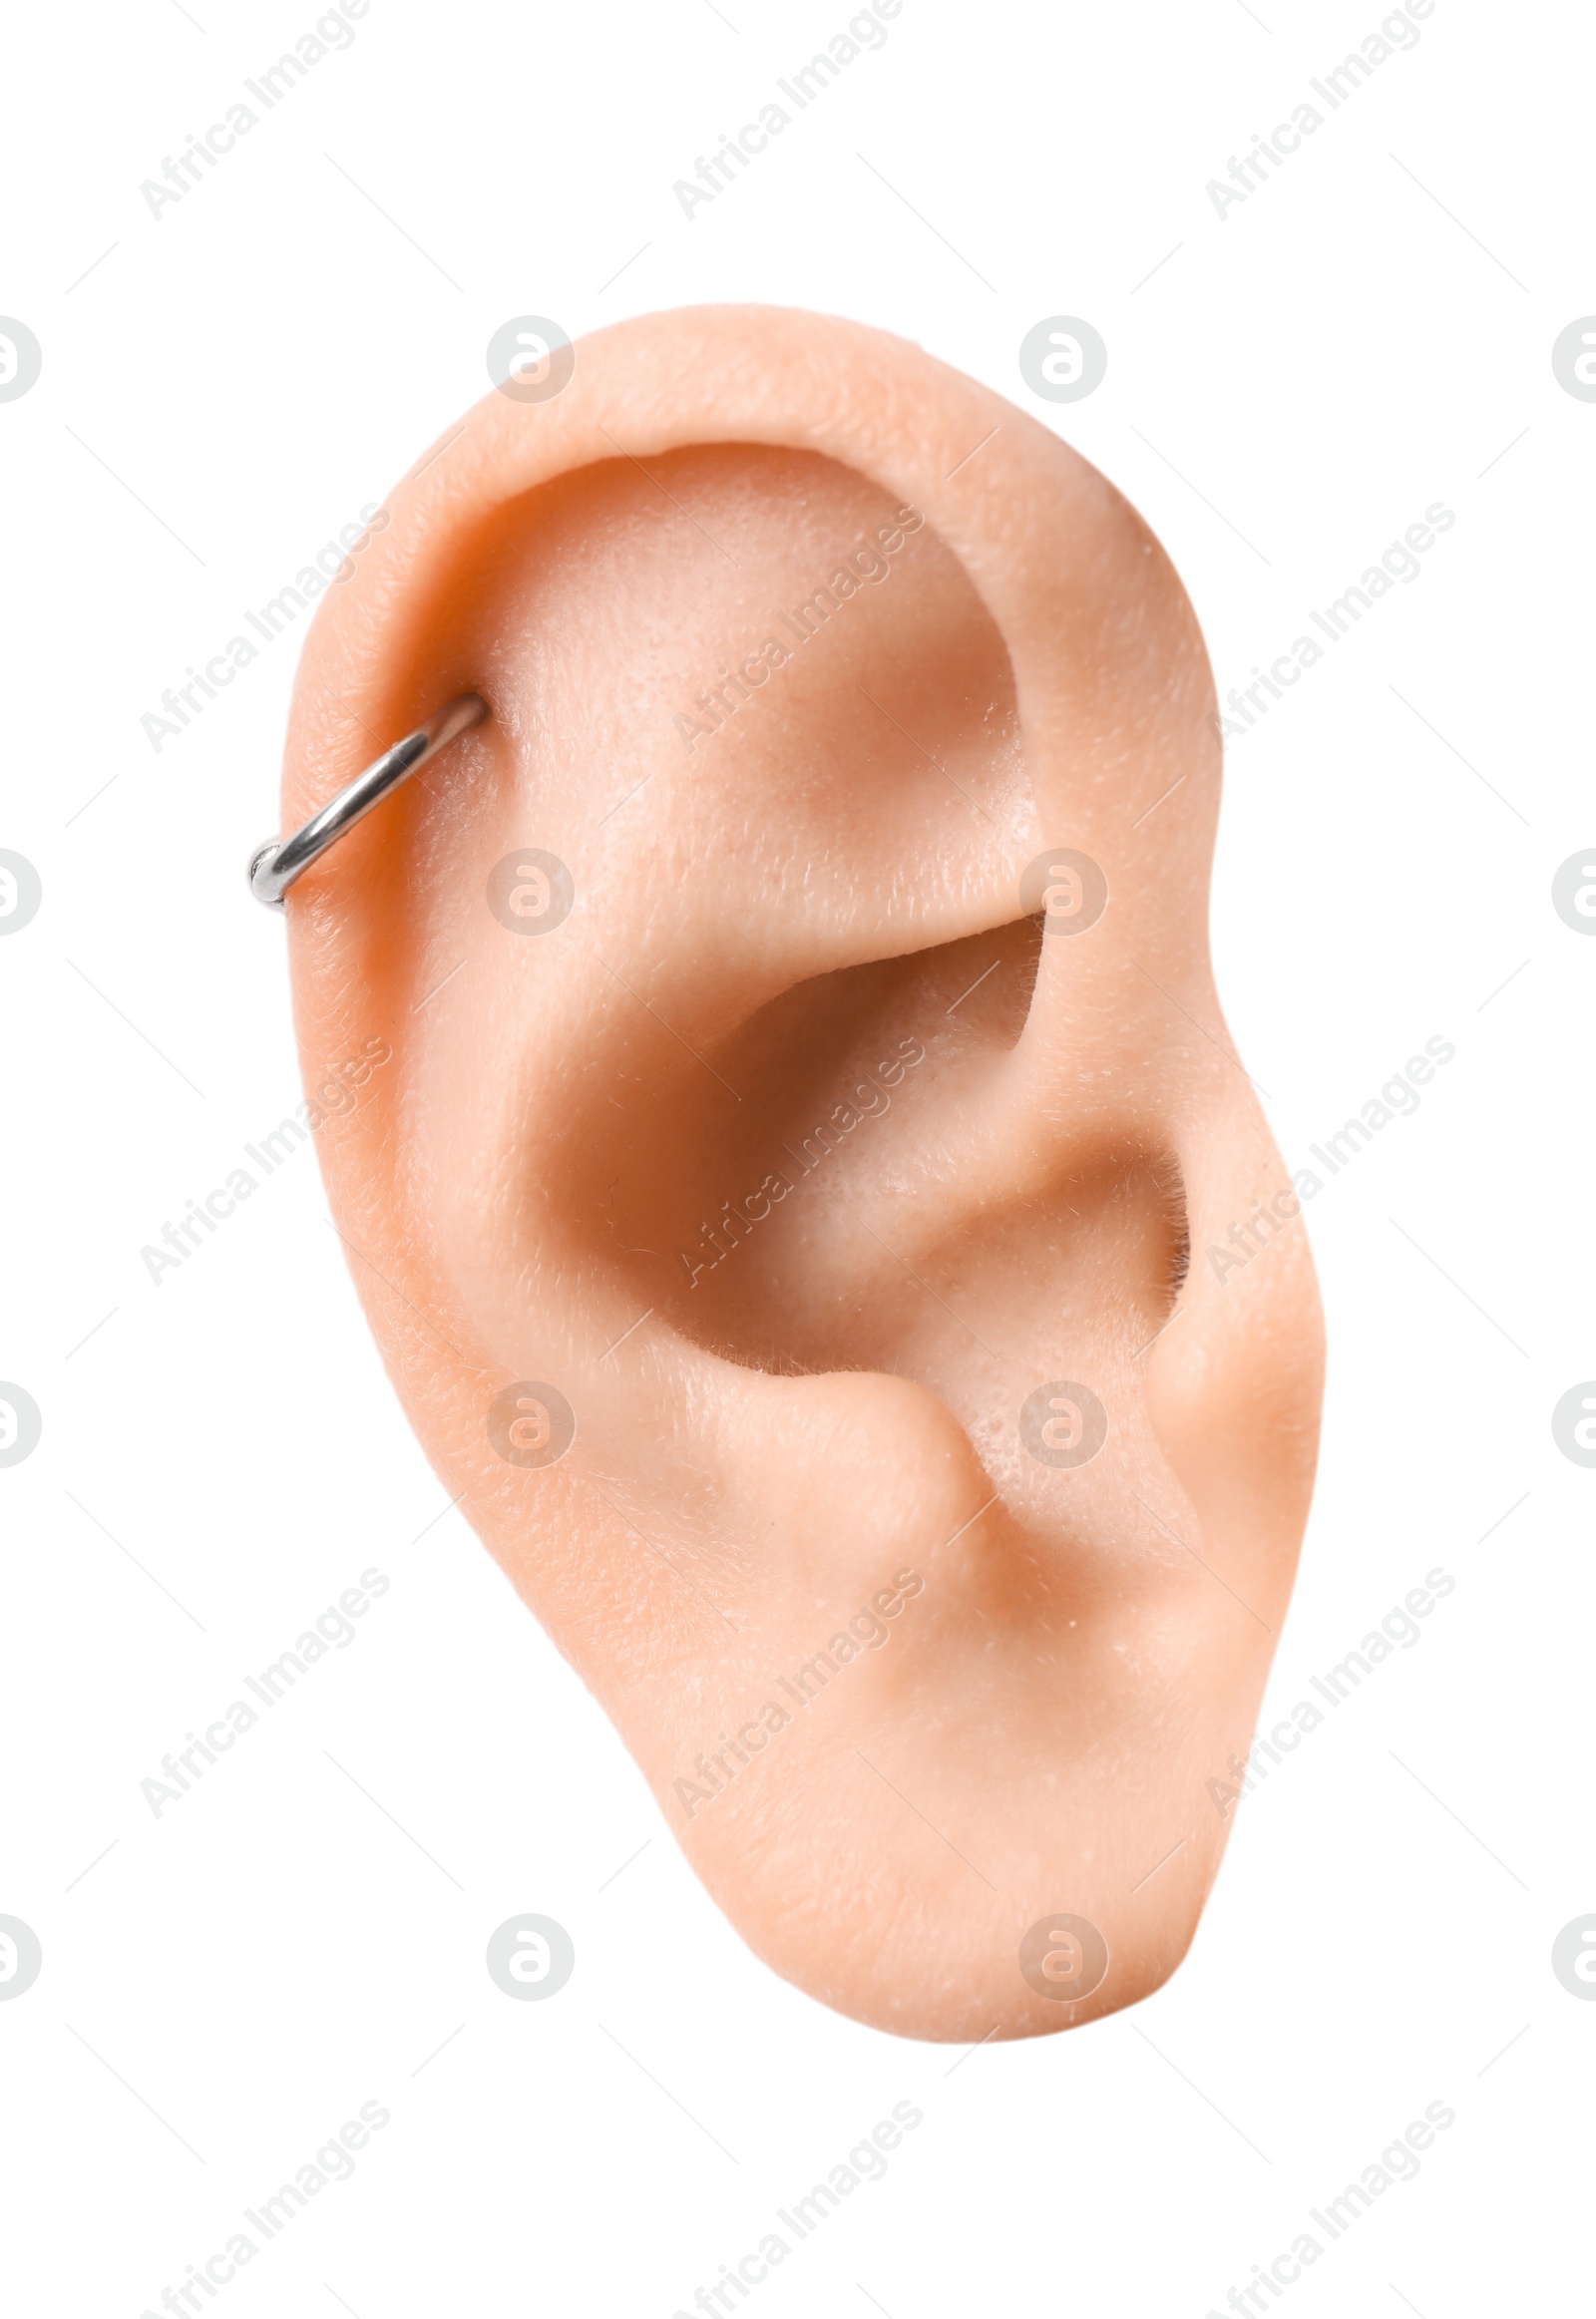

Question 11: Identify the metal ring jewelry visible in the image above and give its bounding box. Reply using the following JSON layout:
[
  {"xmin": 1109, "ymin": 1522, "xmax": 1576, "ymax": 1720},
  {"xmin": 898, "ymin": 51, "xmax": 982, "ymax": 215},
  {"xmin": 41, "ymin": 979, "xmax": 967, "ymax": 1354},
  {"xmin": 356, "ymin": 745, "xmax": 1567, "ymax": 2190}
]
[{"xmin": 247, "ymin": 692, "xmax": 488, "ymax": 910}]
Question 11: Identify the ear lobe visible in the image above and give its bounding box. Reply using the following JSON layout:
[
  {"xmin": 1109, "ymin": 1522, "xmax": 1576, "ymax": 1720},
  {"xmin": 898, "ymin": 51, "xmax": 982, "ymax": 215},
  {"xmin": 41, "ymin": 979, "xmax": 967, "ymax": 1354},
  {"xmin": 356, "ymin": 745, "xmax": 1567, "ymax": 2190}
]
[{"xmin": 280, "ymin": 306, "xmax": 1323, "ymax": 2041}]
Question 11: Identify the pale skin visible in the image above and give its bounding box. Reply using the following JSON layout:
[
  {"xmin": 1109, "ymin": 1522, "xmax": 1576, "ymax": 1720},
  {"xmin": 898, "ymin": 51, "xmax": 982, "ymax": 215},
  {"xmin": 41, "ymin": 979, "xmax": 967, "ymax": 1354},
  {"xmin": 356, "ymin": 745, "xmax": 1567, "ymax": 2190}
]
[{"xmin": 279, "ymin": 305, "xmax": 1324, "ymax": 2041}]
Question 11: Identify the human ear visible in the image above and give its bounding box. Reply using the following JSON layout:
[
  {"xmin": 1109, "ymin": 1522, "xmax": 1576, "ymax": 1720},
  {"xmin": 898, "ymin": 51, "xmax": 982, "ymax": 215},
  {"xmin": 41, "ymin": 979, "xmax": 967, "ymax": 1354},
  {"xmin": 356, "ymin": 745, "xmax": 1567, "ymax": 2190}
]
[{"xmin": 276, "ymin": 305, "xmax": 1323, "ymax": 2041}]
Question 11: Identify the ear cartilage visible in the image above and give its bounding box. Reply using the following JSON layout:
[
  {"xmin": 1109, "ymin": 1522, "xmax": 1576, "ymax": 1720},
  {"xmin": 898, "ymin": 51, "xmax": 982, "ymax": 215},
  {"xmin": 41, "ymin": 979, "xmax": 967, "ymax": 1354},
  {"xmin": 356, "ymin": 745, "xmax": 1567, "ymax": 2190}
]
[{"xmin": 247, "ymin": 692, "xmax": 488, "ymax": 910}]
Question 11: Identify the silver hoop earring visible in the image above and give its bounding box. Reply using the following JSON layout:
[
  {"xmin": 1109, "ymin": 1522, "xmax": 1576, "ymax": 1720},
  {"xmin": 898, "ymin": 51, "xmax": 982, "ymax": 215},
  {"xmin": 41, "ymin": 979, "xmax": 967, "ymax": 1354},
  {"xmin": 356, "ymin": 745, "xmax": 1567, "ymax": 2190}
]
[{"xmin": 247, "ymin": 693, "xmax": 488, "ymax": 909}]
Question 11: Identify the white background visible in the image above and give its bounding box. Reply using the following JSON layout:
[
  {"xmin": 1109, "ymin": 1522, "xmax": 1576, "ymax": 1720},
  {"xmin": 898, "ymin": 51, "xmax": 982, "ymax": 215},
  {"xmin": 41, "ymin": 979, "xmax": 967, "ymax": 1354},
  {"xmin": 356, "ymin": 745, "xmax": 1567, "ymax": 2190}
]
[{"xmin": 2, "ymin": 0, "xmax": 1590, "ymax": 2311}]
